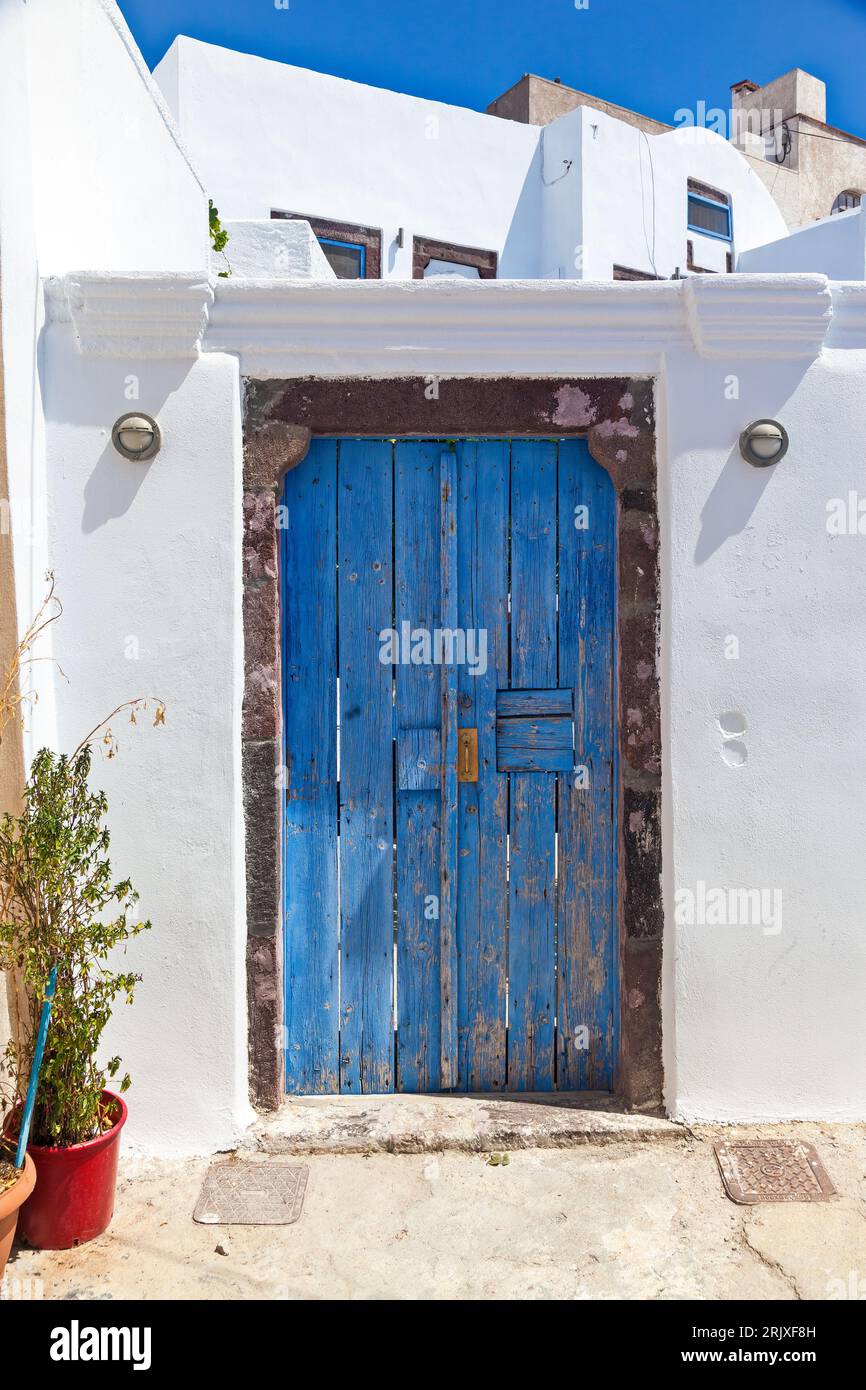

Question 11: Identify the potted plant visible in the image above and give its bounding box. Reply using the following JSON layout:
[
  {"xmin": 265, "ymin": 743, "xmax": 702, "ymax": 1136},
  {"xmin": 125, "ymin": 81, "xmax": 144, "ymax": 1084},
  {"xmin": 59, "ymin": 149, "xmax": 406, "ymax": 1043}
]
[
  {"xmin": 0, "ymin": 742, "xmax": 151, "ymax": 1249},
  {"xmin": 0, "ymin": 1145, "xmax": 35, "ymax": 1278}
]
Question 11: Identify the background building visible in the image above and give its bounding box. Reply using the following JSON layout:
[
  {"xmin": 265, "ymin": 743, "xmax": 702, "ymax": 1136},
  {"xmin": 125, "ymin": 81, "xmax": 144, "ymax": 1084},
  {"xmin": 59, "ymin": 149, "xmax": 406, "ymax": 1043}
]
[{"xmin": 730, "ymin": 69, "xmax": 866, "ymax": 228}]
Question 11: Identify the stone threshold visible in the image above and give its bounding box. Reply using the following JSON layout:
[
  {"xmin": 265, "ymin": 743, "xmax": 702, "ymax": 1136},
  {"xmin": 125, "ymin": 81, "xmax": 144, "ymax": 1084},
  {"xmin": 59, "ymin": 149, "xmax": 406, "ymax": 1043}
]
[{"xmin": 254, "ymin": 1092, "xmax": 682, "ymax": 1156}]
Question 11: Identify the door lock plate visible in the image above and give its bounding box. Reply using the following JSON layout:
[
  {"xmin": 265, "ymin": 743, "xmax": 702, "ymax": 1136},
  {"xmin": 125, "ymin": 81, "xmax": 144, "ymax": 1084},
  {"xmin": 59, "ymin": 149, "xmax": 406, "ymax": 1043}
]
[{"xmin": 458, "ymin": 728, "xmax": 478, "ymax": 783}]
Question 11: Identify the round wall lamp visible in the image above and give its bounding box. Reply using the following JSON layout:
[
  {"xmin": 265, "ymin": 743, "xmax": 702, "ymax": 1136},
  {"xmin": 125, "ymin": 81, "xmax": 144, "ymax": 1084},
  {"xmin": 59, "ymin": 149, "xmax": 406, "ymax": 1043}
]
[
  {"xmin": 739, "ymin": 419, "xmax": 788, "ymax": 467},
  {"xmin": 111, "ymin": 413, "xmax": 162, "ymax": 462}
]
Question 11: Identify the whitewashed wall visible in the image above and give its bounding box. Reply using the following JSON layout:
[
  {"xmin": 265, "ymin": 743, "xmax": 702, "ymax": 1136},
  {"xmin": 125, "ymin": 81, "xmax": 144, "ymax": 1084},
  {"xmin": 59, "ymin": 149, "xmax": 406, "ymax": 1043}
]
[
  {"xmin": 1, "ymin": 0, "xmax": 211, "ymax": 749},
  {"xmin": 0, "ymin": 0, "xmax": 49, "ymax": 721},
  {"xmin": 4, "ymin": 4, "xmax": 866, "ymax": 1156},
  {"xmin": 662, "ymin": 330, "xmax": 866, "ymax": 1120},
  {"xmin": 34, "ymin": 269, "xmax": 866, "ymax": 1142},
  {"xmin": 40, "ymin": 305, "xmax": 250, "ymax": 1154},
  {"xmin": 574, "ymin": 111, "xmax": 788, "ymax": 280},
  {"xmin": 154, "ymin": 37, "xmax": 544, "ymax": 278},
  {"xmin": 740, "ymin": 206, "xmax": 866, "ymax": 280},
  {"xmin": 155, "ymin": 37, "xmax": 788, "ymax": 285},
  {"xmin": 208, "ymin": 273, "xmax": 866, "ymax": 1125},
  {"xmin": 1, "ymin": 1, "xmax": 250, "ymax": 1156},
  {"xmin": 26, "ymin": 0, "xmax": 208, "ymax": 275},
  {"xmin": 213, "ymin": 220, "xmax": 336, "ymax": 280}
]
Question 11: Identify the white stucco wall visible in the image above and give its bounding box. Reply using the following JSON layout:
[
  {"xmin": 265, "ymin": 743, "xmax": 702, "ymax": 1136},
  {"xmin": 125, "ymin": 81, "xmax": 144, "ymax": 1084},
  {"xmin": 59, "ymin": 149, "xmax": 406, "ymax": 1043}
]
[
  {"xmin": 739, "ymin": 206, "xmax": 866, "ymax": 280},
  {"xmin": 155, "ymin": 38, "xmax": 789, "ymax": 286},
  {"xmin": 1, "ymin": 1, "xmax": 250, "ymax": 1156},
  {"xmin": 5, "ymin": 4, "xmax": 866, "ymax": 1155},
  {"xmin": 1, "ymin": 0, "xmax": 211, "ymax": 739},
  {"xmin": 662, "ymin": 336, "xmax": 866, "ymax": 1120},
  {"xmin": 575, "ymin": 113, "xmax": 789, "ymax": 280},
  {"xmin": 0, "ymin": 0, "xmax": 50, "ymax": 723},
  {"xmin": 214, "ymin": 220, "xmax": 336, "ymax": 280},
  {"xmin": 206, "ymin": 273, "xmax": 866, "ymax": 1124},
  {"xmin": 29, "ymin": 268, "xmax": 866, "ymax": 1143},
  {"xmin": 154, "ymin": 37, "xmax": 544, "ymax": 279},
  {"xmin": 26, "ymin": 0, "xmax": 208, "ymax": 276},
  {"xmin": 41, "ymin": 308, "xmax": 250, "ymax": 1154}
]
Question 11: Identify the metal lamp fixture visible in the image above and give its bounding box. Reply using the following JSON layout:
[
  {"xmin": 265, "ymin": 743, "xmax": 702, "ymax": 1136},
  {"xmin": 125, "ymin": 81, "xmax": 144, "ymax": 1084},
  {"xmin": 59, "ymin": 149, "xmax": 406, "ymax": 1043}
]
[
  {"xmin": 739, "ymin": 419, "xmax": 788, "ymax": 467},
  {"xmin": 111, "ymin": 412, "xmax": 161, "ymax": 462}
]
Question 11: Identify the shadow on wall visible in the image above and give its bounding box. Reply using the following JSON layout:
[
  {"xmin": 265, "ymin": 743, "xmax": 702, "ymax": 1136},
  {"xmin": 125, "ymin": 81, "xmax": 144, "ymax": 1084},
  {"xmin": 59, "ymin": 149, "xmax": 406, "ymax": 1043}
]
[
  {"xmin": 37, "ymin": 338, "xmax": 199, "ymax": 535},
  {"xmin": 499, "ymin": 143, "xmax": 545, "ymax": 278},
  {"xmin": 82, "ymin": 441, "xmax": 156, "ymax": 534},
  {"xmin": 693, "ymin": 370, "xmax": 813, "ymax": 564},
  {"xmin": 694, "ymin": 444, "xmax": 778, "ymax": 564}
]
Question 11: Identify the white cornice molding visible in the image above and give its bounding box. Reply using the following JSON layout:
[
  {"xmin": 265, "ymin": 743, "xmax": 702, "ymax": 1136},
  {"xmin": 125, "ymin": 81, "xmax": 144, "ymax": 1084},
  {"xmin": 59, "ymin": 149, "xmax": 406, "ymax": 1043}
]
[
  {"xmin": 827, "ymin": 283, "xmax": 866, "ymax": 349},
  {"xmin": 47, "ymin": 271, "xmax": 866, "ymax": 369},
  {"xmin": 48, "ymin": 273, "xmax": 214, "ymax": 358},
  {"xmin": 206, "ymin": 277, "xmax": 686, "ymax": 376},
  {"xmin": 683, "ymin": 273, "xmax": 833, "ymax": 359}
]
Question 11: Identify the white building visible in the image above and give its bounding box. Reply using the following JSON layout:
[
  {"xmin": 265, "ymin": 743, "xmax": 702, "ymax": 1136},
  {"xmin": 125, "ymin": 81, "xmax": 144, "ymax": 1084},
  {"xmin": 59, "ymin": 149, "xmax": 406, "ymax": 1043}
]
[
  {"xmin": 1, "ymin": 0, "xmax": 866, "ymax": 1156},
  {"xmin": 154, "ymin": 36, "xmax": 788, "ymax": 282},
  {"xmin": 487, "ymin": 67, "xmax": 866, "ymax": 234}
]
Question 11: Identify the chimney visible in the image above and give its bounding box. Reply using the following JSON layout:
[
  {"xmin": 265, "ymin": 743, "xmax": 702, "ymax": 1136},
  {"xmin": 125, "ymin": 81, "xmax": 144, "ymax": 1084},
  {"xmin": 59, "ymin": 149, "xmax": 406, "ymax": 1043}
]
[{"xmin": 730, "ymin": 68, "xmax": 826, "ymax": 129}]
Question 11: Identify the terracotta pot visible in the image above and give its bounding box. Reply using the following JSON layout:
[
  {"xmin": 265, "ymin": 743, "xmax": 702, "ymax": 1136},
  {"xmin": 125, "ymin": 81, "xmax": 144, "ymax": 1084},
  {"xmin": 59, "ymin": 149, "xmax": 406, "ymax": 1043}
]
[
  {"xmin": 0, "ymin": 1154, "xmax": 36, "ymax": 1278},
  {"xmin": 13, "ymin": 1090, "xmax": 127, "ymax": 1251}
]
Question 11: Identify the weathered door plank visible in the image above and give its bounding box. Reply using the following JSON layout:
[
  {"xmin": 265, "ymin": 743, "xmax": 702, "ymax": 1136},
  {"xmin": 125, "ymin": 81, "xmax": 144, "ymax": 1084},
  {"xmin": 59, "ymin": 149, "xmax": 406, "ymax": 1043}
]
[
  {"xmin": 508, "ymin": 441, "xmax": 558, "ymax": 1091},
  {"xmin": 439, "ymin": 447, "xmax": 459, "ymax": 1090},
  {"xmin": 395, "ymin": 442, "xmax": 441, "ymax": 1092},
  {"xmin": 338, "ymin": 439, "xmax": 395, "ymax": 1093},
  {"xmin": 282, "ymin": 439, "xmax": 340, "ymax": 1094},
  {"xmin": 456, "ymin": 440, "xmax": 509, "ymax": 1091},
  {"xmin": 497, "ymin": 688, "xmax": 574, "ymax": 719}
]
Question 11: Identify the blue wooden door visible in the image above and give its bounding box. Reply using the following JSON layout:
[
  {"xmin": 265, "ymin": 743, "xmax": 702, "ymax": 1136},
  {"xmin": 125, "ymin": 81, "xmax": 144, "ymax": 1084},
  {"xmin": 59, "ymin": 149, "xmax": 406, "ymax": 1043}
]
[{"xmin": 282, "ymin": 438, "xmax": 617, "ymax": 1094}]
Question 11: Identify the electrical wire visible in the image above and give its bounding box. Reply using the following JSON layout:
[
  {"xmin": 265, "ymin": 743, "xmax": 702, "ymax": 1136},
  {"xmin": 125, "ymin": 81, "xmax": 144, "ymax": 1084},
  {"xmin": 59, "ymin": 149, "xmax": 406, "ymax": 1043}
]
[
  {"xmin": 778, "ymin": 121, "xmax": 866, "ymax": 147},
  {"xmin": 638, "ymin": 129, "xmax": 658, "ymax": 277},
  {"xmin": 540, "ymin": 126, "xmax": 573, "ymax": 185},
  {"xmin": 771, "ymin": 122, "xmax": 792, "ymax": 164}
]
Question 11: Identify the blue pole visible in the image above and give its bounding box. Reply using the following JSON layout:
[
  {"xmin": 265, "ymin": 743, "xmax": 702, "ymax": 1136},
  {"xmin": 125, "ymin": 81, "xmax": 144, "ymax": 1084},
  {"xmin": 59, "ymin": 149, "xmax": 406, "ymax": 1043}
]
[{"xmin": 15, "ymin": 965, "xmax": 57, "ymax": 1169}]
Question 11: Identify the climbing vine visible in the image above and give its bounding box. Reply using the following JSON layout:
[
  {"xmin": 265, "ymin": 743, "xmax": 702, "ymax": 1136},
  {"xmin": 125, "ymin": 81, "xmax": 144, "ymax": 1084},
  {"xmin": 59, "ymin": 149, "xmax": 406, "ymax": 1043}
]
[{"xmin": 209, "ymin": 199, "xmax": 231, "ymax": 278}]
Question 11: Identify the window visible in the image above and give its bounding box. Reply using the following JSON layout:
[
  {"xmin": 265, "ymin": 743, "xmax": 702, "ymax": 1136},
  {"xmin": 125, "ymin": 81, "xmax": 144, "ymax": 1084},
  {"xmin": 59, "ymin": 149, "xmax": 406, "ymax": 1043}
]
[
  {"xmin": 413, "ymin": 236, "xmax": 497, "ymax": 279},
  {"xmin": 687, "ymin": 181, "xmax": 733, "ymax": 242},
  {"xmin": 831, "ymin": 190, "xmax": 863, "ymax": 216},
  {"xmin": 317, "ymin": 238, "xmax": 366, "ymax": 279},
  {"xmin": 270, "ymin": 211, "xmax": 381, "ymax": 278}
]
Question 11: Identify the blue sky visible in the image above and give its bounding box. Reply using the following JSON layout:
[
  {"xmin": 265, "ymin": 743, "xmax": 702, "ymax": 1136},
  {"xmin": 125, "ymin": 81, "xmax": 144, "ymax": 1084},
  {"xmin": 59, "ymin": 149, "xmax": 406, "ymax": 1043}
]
[{"xmin": 118, "ymin": 0, "xmax": 866, "ymax": 136}]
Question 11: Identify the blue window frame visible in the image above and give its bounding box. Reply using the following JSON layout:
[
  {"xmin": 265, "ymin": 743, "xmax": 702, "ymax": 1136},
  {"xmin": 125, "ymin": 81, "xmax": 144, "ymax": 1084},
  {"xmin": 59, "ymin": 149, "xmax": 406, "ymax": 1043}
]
[
  {"xmin": 317, "ymin": 237, "xmax": 367, "ymax": 279},
  {"xmin": 687, "ymin": 190, "xmax": 733, "ymax": 242}
]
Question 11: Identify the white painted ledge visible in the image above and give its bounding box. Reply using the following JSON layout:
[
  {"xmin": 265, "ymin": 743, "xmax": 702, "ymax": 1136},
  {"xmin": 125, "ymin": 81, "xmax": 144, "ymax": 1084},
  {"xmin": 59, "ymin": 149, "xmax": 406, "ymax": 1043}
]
[
  {"xmin": 683, "ymin": 273, "xmax": 832, "ymax": 358},
  {"xmin": 207, "ymin": 276, "xmax": 685, "ymax": 376},
  {"xmin": 44, "ymin": 271, "xmax": 866, "ymax": 370},
  {"xmin": 46, "ymin": 272, "xmax": 214, "ymax": 358},
  {"xmin": 212, "ymin": 220, "xmax": 337, "ymax": 281},
  {"xmin": 825, "ymin": 283, "xmax": 866, "ymax": 348}
]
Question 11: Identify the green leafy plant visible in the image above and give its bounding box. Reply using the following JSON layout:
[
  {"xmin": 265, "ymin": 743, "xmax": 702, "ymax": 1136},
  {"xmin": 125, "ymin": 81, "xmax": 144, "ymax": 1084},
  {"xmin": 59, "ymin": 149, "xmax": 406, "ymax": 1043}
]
[
  {"xmin": 0, "ymin": 577, "xmax": 163, "ymax": 1147},
  {"xmin": 0, "ymin": 742, "xmax": 151, "ymax": 1147},
  {"xmin": 209, "ymin": 198, "xmax": 231, "ymax": 278}
]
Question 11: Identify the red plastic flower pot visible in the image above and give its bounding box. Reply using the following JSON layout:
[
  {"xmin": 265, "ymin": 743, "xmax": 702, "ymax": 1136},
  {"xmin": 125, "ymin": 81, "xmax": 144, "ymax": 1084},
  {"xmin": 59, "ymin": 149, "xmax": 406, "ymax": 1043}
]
[{"xmin": 15, "ymin": 1090, "xmax": 127, "ymax": 1251}]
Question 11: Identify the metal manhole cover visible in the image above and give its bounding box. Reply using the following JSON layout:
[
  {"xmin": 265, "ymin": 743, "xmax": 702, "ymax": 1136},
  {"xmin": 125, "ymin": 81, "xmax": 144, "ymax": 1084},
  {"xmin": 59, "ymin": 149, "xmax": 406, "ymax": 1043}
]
[
  {"xmin": 714, "ymin": 1140, "xmax": 835, "ymax": 1205},
  {"xmin": 194, "ymin": 1161, "xmax": 309, "ymax": 1225}
]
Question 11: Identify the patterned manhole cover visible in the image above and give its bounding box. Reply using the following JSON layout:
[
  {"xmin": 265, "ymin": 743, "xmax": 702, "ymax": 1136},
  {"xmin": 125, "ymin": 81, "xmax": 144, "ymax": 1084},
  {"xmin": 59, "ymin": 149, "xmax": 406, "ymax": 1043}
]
[
  {"xmin": 714, "ymin": 1141, "xmax": 835, "ymax": 1205},
  {"xmin": 194, "ymin": 1161, "xmax": 309, "ymax": 1225}
]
